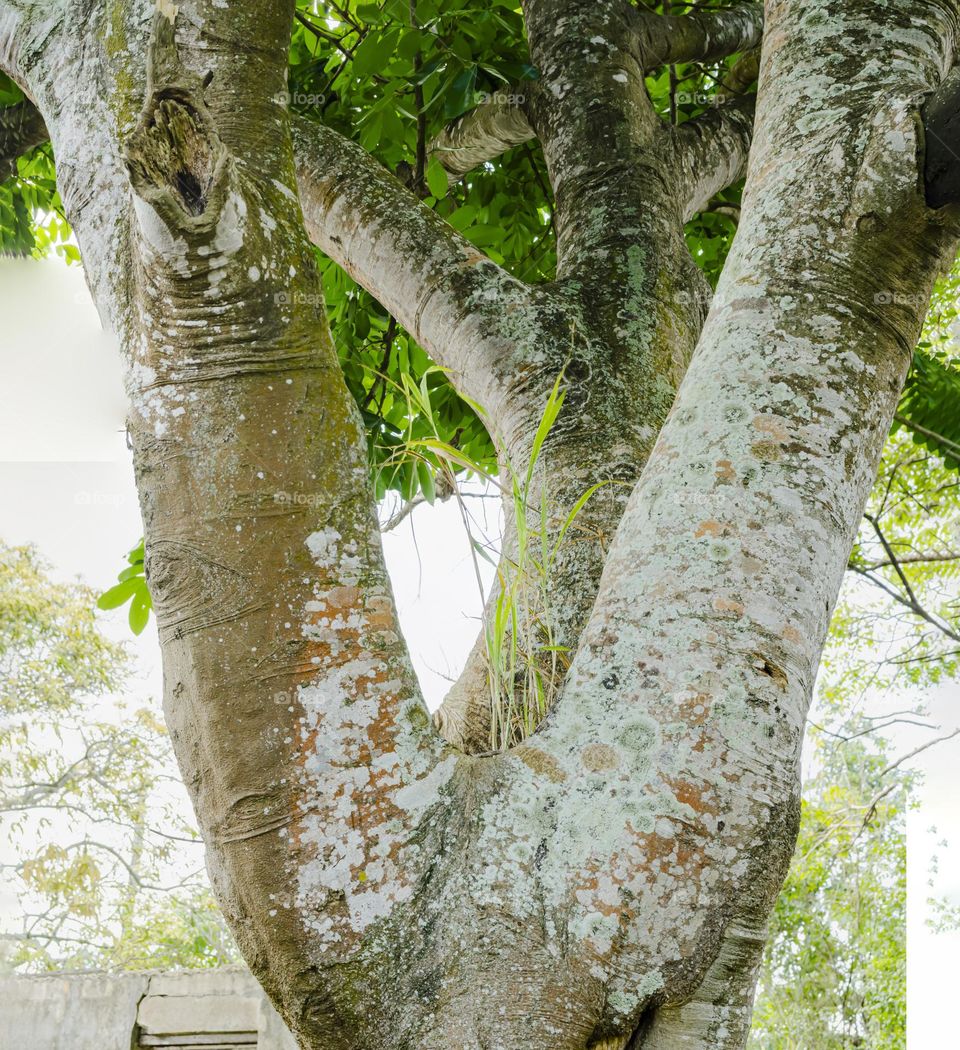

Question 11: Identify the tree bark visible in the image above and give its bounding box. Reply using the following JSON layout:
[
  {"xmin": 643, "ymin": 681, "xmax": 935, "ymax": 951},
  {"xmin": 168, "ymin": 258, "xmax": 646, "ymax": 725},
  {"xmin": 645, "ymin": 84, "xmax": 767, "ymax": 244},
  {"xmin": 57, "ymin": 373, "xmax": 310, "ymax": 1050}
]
[{"xmin": 3, "ymin": 0, "xmax": 958, "ymax": 1047}]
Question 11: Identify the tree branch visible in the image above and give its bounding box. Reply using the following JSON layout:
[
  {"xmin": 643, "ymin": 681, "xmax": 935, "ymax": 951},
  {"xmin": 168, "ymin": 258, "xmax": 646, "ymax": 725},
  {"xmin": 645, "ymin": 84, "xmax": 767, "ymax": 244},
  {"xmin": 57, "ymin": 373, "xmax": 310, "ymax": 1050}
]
[
  {"xmin": 894, "ymin": 412, "xmax": 960, "ymax": 459},
  {"xmin": 628, "ymin": 1, "xmax": 764, "ymax": 72},
  {"xmin": 879, "ymin": 728, "xmax": 960, "ymax": 779},
  {"xmin": 846, "ymin": 561, "xmax": 960, "ymax": 644},
  {"xmin": 429, "ymin": 87, "xmax": 535, "ymax": 183},
  {"xmin": 670, "ymin": 95, "xmax": 755, "ymax": 222},
  {"xmin": 863, "ymin": 512, "xmax": 919, "ymax": 607},
  {"xmin": 292, "ymin": 114, "xmax": 537, "ymax": 407},
  {"xmin": 0, "ymin": 96, "xmax": 46, "ymax": 179}
]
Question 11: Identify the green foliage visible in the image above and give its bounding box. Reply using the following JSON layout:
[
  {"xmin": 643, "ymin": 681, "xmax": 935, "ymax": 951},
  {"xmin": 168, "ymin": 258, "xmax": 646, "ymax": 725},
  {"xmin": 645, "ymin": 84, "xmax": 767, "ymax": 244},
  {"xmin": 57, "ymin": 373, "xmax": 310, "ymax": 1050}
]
[
  {"xmin": 97, "ymin": 539, "xmax": 152, "ymax": 636},
  {"xmin": 898, "ymin": 352, "xmax": 960, "ymax": 469},
  {"xmin": 752, "ymin": 431, "xmax": 960, "ymax": 1048},
  {"xmin": 838, "ymin": 434, "xmax": 960, "ymax": 698},
  {"xmin": 894, "ymin": 262, "xmax": 960, "ymax": 468},
  {"xmin": 750, "ymin": 727, "xmax": 910, "ymax": 1050},
  {"xmin": 0, "ymin": 541, "xmax": 236, "ymax": 973},
  {"xmin": 0, "ymin": 543, "xmax": 125, "ymax": 716},
  {"xmin": 292, "ymin": 0, "xmax": 545, "ymax": 504},
  {"xmin": 0, "ymin": 75, "xmax": 76, "ymax": 262}
]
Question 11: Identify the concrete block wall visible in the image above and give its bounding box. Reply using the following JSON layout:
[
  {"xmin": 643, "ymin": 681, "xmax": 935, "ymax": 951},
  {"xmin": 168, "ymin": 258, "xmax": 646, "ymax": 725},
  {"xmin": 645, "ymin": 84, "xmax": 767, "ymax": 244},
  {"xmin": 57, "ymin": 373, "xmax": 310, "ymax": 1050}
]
[{"xmin": 0, "ymin": 967, "xmax": 298, "ymax": 1050}]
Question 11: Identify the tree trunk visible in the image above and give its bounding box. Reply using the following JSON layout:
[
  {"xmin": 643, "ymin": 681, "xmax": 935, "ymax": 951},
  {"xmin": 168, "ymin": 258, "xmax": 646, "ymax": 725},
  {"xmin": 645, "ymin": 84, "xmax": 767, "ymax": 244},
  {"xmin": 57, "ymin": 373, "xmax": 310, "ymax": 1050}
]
[{"xmin": 2, "ymin": 0, "xmax": 957, "ymax": 1047}]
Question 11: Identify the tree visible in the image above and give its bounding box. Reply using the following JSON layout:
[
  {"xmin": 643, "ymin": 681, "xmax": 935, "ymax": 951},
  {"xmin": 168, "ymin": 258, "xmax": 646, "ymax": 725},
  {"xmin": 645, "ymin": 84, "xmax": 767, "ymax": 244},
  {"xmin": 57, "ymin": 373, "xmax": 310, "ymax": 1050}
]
[
  {"xmin": 749, "ymin": 729, "xmax": 910, "ymax": 1050},
  {"xmin": 0, "ymin": 541, "xmax": 235, "ymax": 972},
  {"xmin": 748, "ymin": 437, "xmax": 960, "ymax": 1049},
  {"xmin": 1, "ymin": 0, "xmax": 959, "ymax": 1047}
]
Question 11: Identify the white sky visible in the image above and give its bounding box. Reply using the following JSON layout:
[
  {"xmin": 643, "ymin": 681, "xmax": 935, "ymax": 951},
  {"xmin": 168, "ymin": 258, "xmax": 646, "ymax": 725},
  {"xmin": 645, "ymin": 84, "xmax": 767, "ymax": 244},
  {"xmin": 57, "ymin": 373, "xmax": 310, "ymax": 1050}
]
[{"xmin": 0, "ymin": 256, "xmax": 957, "ymax": 1044}]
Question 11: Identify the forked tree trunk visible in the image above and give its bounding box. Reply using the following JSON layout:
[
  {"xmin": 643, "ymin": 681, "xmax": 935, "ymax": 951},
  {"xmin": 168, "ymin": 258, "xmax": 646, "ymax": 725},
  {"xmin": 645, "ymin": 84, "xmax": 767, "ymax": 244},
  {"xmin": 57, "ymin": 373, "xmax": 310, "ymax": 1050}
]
[{"xmin": 1, "ymin": 0, "xmax": 957, "ymax": 1047}]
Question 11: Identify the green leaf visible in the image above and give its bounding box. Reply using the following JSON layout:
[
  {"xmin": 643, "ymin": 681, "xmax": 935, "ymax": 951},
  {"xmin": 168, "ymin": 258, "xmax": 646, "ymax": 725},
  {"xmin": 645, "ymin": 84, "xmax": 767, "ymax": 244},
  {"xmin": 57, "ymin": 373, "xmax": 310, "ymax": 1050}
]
[
  {"xmin": 417, "ymin": 460, "xmax": 436, "ymax": 504},
  {"xmin": 352, "ymin": 29, "xmax": 401, "ymax": 78},
  {"xmin": 426, "ymin": 155, "xmax": 448, "ymax": 200},
  {"xmin": 128, "ymin": 592, "xmax": 151, "ymax": 636},
  {"xmin": 896, "ymin": 351, "xmax": 960, "ymax": 469},
  {"xmin": 99, "ymin": 539, "xmax": 153, "ymax": 635},
  {"xmin": 97, "ymin": 578, "xmax": 140, "ymax": 611}
]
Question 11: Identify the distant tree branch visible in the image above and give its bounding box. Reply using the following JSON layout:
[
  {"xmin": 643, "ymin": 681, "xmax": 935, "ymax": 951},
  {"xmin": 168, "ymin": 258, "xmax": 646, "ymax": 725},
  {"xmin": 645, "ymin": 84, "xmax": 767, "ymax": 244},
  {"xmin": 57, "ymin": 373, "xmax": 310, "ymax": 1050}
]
[
  {"xmin": 878, "ymin": 728, "xmax": 960, "ymax": 779},
  {"xmin": 894, "ymin": 413, "xmax": 960, "ymax": 459},
  {"xmin": 848, "ymin": 514, "xmax": 960, "ymax": 646}
]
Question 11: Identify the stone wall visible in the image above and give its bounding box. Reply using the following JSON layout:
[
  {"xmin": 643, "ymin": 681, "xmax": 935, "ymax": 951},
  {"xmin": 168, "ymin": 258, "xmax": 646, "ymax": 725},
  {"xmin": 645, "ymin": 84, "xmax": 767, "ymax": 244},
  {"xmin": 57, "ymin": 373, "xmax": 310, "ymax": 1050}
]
[{"xmin": 0, "ymin": 967, "xmax": 298, "ymax": 1049}]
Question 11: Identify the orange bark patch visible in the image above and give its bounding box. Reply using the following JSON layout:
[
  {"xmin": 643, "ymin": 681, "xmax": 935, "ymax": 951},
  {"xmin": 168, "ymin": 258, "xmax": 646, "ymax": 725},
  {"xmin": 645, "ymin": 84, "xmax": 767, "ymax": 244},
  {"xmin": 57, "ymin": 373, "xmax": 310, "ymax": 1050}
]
[
  {"xmin": 364, "ymin": 594, "xmax": 396, "ymax": 630},
  {"xmin": 675, "ymin": 692, "xmax": 711, "ymax": 728},
  {"xmin": 289, "ymin": 580, "xmax": 418, "ymax": 952},
  {"xmin": 694, "ymin": 520, "xmax": 723, "ymax": 538},
  {"xmin": 318, "ymin": 585, "xmax": 362, "ymax": 612},
  {"xmin": 715, "ymin": 459, "xmax": 736, "ymax": 483},
  {"xmin": 662, "ymin": 775, "xmax": 718, "ymax": 817}
]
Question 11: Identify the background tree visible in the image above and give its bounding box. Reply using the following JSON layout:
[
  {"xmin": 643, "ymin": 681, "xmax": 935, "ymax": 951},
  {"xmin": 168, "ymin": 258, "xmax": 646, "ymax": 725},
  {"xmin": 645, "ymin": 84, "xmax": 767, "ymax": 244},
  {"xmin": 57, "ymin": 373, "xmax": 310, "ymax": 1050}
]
[
  {"xmin": 749, "ymin": 729, "xmax": 911, "ymax": 1050},
  {"xmin": 1, "ymin": 0, "xmax": 960, "ymax": 1048},
  {"xmin": 750, "ymin": 415, "xmax": 960, "ymax": 1049},
  {"xmin": 0, "ymin": 540, "xmax": 236, "ymax": 972}
]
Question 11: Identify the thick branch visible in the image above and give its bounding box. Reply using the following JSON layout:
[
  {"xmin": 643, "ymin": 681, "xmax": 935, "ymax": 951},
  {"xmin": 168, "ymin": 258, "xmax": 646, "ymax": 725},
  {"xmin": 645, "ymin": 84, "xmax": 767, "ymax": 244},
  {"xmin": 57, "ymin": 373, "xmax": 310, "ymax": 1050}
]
[
  {"xmin": 629, "ymin": 1, "xmax": 763, "ymax": 71},
  {"xmin": 0, "ymin": 3, "xmax": 29, "ymax": 85},
  {"xmin": 670, "ymin": 96, "xmax": 755, "ymax": 221},
  {"xmin": 292, "ymin": 114, "xmax": 537, "ymax": 407},
  {"xmin": 429, "ymin": 87, "xmax": 535, "ymax": 183},
  {"xmin": 0, "ymin": 97, "xmax": 46, "ymax": 179}
]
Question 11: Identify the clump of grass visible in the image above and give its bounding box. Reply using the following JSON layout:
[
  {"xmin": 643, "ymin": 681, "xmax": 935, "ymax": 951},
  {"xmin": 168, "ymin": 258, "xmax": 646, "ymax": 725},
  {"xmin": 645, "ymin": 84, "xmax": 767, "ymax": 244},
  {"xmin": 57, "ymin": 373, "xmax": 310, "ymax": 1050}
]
[{"xmin": 376, "ymin": 368, "xmax": 611, "ymax": 752}]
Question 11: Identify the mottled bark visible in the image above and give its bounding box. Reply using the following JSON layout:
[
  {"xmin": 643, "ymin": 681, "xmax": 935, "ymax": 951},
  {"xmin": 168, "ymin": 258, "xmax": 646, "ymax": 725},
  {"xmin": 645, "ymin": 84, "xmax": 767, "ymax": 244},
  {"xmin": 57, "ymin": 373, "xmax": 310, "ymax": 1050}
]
[{"xmin": 4, "ymin": 0, "xmax": 959, "ymax": 1048}]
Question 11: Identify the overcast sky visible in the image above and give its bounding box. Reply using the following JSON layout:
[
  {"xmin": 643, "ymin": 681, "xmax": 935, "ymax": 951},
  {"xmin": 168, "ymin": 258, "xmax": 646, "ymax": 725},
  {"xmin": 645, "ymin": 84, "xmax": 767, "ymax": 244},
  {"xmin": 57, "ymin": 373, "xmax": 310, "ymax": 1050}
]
[{"xmin": 1, "ymin": 255, "xmax": 957, "ymax": 1044}]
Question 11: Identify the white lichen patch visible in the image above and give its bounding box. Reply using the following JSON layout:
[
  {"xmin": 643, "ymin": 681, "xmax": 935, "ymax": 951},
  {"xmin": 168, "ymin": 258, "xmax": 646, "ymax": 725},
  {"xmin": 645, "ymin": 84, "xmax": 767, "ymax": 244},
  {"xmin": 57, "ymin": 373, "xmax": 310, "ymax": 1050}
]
[
  {"xmin": 305, "ymin": 526, "xmax": 341, "ymax": 569},
  {"xmin": 293, "ymin": 530, "xmax": 452, "ymax": 949}
]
